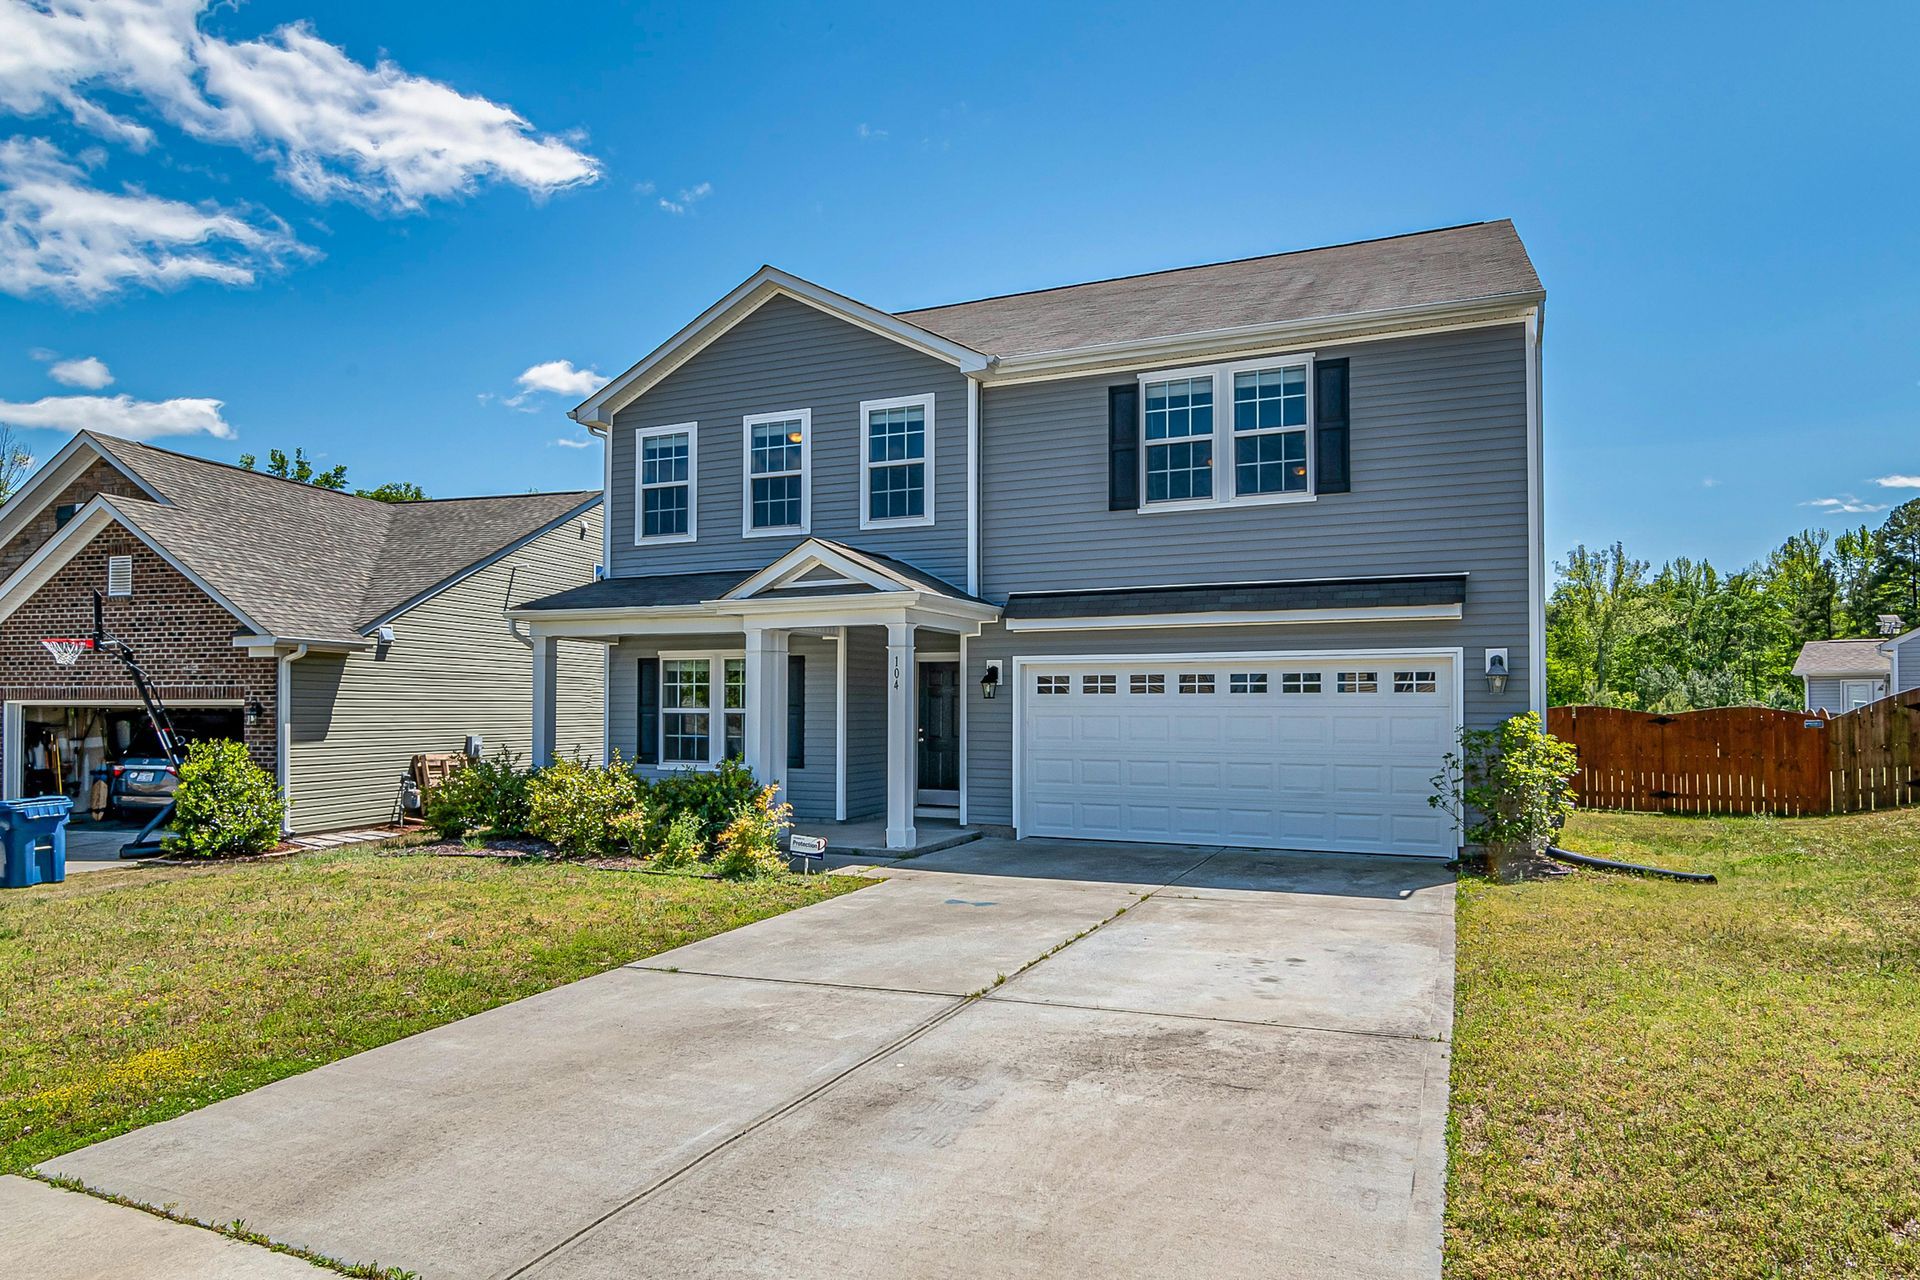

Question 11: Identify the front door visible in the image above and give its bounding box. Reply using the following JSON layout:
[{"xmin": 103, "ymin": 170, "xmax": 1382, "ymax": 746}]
[
  {"xmin": 1841, "ymin": 679, "xmax": 1878, "ymax": 710},
  {"xmin": 916, "ymin": 661, "xmax": 960, "ymax": 806}
]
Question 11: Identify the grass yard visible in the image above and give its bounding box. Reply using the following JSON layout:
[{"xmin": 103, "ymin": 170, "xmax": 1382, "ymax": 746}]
[
  {"xmin": 1447, "ymin": 807, "xmax": 1920, "ymax": 1279},
  {"xmin": 0, "ymin": 845, "xmax": 865, "ymax": 1175}
]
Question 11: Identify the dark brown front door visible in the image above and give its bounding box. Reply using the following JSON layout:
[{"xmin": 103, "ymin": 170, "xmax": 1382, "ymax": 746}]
[{"xmin": 916, "ymin": 661, "xmax": 959, "ymax": 804}]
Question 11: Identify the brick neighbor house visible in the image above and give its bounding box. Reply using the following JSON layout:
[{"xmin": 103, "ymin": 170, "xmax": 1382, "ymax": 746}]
[{"xmin": 0, "ymin": 432, "xmax": 604, "ymax": 834}]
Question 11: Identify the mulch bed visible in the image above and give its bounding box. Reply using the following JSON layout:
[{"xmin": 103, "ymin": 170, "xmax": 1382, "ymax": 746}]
[{"xmin": 394, "ymin": 836, "xmax": 656, "ymax": 873}]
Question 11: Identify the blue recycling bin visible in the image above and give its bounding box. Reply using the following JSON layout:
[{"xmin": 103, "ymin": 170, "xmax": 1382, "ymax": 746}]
[{"xmin": 0, "ymin": 796, "xmax": 72, "ymax": 889}]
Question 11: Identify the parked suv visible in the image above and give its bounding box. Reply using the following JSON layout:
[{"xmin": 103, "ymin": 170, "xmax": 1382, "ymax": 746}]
[{"xmin": 111, "ymin": 758, "xmax": 179, "ymax": 817}]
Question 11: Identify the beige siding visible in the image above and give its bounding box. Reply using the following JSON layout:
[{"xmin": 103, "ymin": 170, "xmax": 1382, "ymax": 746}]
[{"xmin": 287, "ymin": 506, "xmax": 604, "ymax": 832}]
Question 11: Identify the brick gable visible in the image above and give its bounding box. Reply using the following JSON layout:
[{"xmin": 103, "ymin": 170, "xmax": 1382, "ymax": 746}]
[{"xmin": 0, "ymin": 457, "xmax": 152, "ymax": 580}]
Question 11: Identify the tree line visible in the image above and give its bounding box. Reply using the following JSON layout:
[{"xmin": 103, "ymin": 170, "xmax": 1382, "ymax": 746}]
[{"xmin": 1548, "ymin": 499, "xmax": 1920, "ymax": 710}]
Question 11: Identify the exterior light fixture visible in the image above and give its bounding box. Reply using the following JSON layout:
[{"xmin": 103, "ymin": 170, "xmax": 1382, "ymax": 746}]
[
  {"xmin": 244, "ymin": 697, "xmax": 265, "ymax": 724},
  {"xmin": 1484, "ymin": 649, "xmax": 1510, "ymax": 696},
  {"xmin": 980, "ymin": 661, "xmax": 1002, "ymax": 700}
]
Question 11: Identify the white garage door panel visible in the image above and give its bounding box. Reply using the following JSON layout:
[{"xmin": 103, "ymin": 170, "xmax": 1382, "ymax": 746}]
[{"xmin": 1020, "ymin": 657, "xmax": 1457, "ymax": 858}]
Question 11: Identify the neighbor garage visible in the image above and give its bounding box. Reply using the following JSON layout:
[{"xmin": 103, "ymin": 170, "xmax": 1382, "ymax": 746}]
[{"xmin": 1016, "ymin": 652, "xmax": 1459, "ymax": 858}]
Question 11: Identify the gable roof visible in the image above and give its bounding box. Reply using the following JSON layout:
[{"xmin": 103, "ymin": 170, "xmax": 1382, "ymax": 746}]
[
  {"xmin": 898, "ymin": 221, "xmax": 1542, "ymax": 358},
  {"xmin": 4, "ymin": 434, "xmax": 598, "ymax": 645},
  {"xmin": 1791, "ymin": 638, "xmax": 1893, "ymax": 679}
]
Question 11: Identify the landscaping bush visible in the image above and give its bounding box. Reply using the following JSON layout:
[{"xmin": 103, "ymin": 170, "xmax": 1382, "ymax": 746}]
[
  {"xmin": 645, "ymin": 757, "xmax": 760, "ymax": 847},
  {"xmin": 165, "ymin": 739, "xmax": 285, "ymax": 859},
  {"xmin": 524, "ymin": 755, "xmax": 644, "ymax": 858},
  {"xmin": 1429, "ymin": 711, "xmax": 1579, "ymax": 878},
  {"xmin": 651, "ymin": 810, "xmax": 707, "ymax": 870},
  {"xmin": 712, "ymin": 785, "xmax": 792, "ymax": 880},
  {"xmin": 425, "ymin": 749, "xmax": 530, "ymax": 838}
]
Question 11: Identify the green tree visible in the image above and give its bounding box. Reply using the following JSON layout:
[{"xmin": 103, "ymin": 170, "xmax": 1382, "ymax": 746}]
[
  {"xmin": 239, "ymin": 447, "xmax": 347, "ymax": 490},
  {"xmin": 355, "ymin": 481, "xmax": 428, "ymax": 503},
  {"xmin": 1833, "ymin": 525, "xmax": 1881, "ymax": 635},
  {"xmin": 1546, "ymin": 542, "xmax": 1652, "ymax": 704},
  {"xmin": 1869, "ymin": 498, "xmax": 1920, "ymax": 624}
]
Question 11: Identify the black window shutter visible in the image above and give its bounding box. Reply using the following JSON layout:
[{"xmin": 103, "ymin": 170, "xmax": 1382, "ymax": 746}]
[
  {"xmin": 635, "ymin": 657, "xmax": 659, "ymax": 764},
  {"xmin": 1108, "ymin": 384, "xmax": 1140, "ymax": 510},
  {"xmin": 787, "ymin": 655, "xmax": 806, "ymax": 769},
  {"xmin": 1315, "ymin": 358, "xmax": 1351, "ymax": 494}
]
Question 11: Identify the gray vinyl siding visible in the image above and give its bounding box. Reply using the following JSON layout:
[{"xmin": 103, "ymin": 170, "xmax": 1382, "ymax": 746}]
[
  {"xmin": 609, "ymin": 294, "xmax": 970, "ymax": 585},
  {"xmin": 844, "ymin": 626, "xmax": 888, "ymax": 819},
  {"xmin": 606, "ymin": 630, "xmax": 840, "ymax": 821},
  {"xmin": 1804, "ymin": 674, "xmax": 1890, "ymax": 712},
  {"xmin": 287, "ymin": 509, "xmax": 604, "ymax": 833},
  {"xmin": 1895, "ymin": 635, "xmax": 1920, "ymax": 695}
]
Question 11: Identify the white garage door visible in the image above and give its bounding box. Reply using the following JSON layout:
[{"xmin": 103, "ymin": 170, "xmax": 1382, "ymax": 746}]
[{"xmin": 1019, "ymin": 655, "xmax": 1457, "ymax": 858}]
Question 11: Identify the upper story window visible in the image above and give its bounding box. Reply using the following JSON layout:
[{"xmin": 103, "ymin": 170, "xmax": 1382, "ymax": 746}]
[
  {"xmin": 1143, "ymin": 375, "xmax": 1214, "ymax": 503},
  {"xmin": 743, "ymin": 409, "xmax": 810, "ymax": 537},
  {"xmin": 859, "ymin": 393, "xmax": 935, "ymax": 529},
  {"xmin": 1140, "ymin": 355, "xmax": 1314, "ymax": 510},
  {"xmin": 636, "ymin": 424, "xmax": 696, "ymax": 545}
]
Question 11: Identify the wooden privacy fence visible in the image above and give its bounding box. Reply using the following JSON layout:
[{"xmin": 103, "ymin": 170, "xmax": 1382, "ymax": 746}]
[{"xmin": 1548, "ymin": 697, "xmax": 1920, "ymax": 816}]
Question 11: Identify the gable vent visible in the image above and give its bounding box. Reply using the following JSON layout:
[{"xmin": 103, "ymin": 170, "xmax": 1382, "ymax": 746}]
[{"xmin": 106, "ymin": 554, "xmax": 132, "ymax": 597}]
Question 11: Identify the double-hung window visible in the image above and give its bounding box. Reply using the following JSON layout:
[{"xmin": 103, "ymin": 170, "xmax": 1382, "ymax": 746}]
[
  {"xmin": 660, "ymin": 652, "xmax": 747, "ymax": 767},
  {"xmin": 742, "ymin": 409, "xmax": 810, "ymax": 536},
  {"xmin": 1142, "ymin": 373, "xmax": 1214, "ymax": 504},
  {"xmin": 1140, "ymin": 355, "xmax": 1314, "ymax": 509},
  {"xmin": 859, "ymin": 393, "xmax": 935, "ymax": 528},
  {"xmin": 636, "ymin": 424, "xmax": 696, "ymax": 543}
]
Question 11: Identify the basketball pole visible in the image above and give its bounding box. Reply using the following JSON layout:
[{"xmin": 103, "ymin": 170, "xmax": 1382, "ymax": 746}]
[{"xmin": 90, "ymin": 589, "xmax": 186, "ymax": 857}]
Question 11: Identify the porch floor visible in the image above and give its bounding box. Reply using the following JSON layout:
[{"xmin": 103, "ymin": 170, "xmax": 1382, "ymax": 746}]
[{"xmin": 787, "ymin": 816, "xmax": 986, "ymax": 861}]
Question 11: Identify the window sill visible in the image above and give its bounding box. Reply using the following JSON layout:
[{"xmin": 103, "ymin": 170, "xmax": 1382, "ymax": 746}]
[
  {"xmin": 1137, "ymin": 492, "xmax": 1317, "ymax": 514},
  {"xmin": 743, "ymin": 524, "xmax": 809, "ymax": 540},
  {"xmin": 858, "ymin": 514, "xmax": 935, "ymax": 531},
  {"xmin": 634, "ymin": 533, "xmax": 697, "ymax": 546}
]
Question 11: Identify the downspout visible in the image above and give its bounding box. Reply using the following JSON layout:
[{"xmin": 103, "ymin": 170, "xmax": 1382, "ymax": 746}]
[{"xmin": 276, "ymin": 643, "xmax": 309, "ymax": 835}]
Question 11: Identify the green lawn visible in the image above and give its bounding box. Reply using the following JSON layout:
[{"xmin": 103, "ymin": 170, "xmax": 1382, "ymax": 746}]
[
  {"xmin": 1447, "ymin": 808, "xmax": 1920, "ymax": 1279},
  {"xmin": 0, "ymin": 846, "xmax": 864, "ymax": 1175}
]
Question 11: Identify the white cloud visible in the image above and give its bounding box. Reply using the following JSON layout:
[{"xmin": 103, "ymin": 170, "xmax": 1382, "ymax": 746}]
[
  {"xmin": 0, "ymin": 392, "xmax": 234, "ymax": 440},
  {"xmin": 658, "ymin": 182, "xmax": 711, "ymax": 215},
  {"xmin": 551, "ymin": 435, "xmax": 591, "ymax": 448},
  {"xmin": 0, "ymin": 138, "xmax": 309, "ymax": 302},
  {"xmin": 1803, "ymin": 495, "xmax": 1891, "ymax": 515},
  {"xmin": 47, "ymin": 355, "xmax": 112, "ymax": 388},
  {"xmin": 515, "ymin": 359, "xmax": 603, "ymax": 399},
  {"xmin": 0, "ymin": 0, "xmax": 601, "ymax": 211},
  {"xmin": 856, "ymin": 123, "xmax": 888, "ymax": 141},
  {"xmin": 1874, "ymin": 474, "xmax": 1920, "ymax": 489},
  {"xmin": 1701, "ymin": 476, "xmax": 1721, "ymax": 488}
]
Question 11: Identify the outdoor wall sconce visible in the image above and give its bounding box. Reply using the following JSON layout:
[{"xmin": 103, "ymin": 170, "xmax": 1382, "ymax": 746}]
[
  {"xmin": 980, "ymin": 661, "xmax": 1002, "ymax": 700},
  {"xmin": 244, "ymin": 697, "xmax": 265, "ymax": 724},
  {"xmin": 1484, "ymin": 649, "xmax": 1510, "ymax": 696}
]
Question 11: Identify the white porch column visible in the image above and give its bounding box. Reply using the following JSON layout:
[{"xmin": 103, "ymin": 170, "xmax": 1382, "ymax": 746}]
[
  {"xmin": 885, "ymin": 621, "xmax": 917, "ymax": 850},
  {"xmin": 743, "ymin": 626, "xmax": 790, "ymax": 794},
  {"xmin": 531, "ymin": 633, "xmax": 557, "ymax": 766}
]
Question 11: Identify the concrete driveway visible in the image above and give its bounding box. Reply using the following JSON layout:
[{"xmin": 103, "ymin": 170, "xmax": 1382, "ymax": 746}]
[{"xmin": 28, "ymin": 838, "xmax": 1456, "ymax": 1280}]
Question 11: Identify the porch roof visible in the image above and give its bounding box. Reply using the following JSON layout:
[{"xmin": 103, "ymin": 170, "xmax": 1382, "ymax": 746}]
[{"xmin": 1002, "ymin": 572, "xmax": 1469, "ymax": 623}]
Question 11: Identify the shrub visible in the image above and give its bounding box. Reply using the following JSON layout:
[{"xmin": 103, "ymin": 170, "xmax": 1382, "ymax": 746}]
[
  {"xmin": 647, "ymin": 758, "xmax": 760, "ymax": 847},
  {"xmin": 524, "ymin": 755, "xmax": 644, "ymax": 858},
  {"xmin": 425, "ymin": 749, "xmax": 529, "ymax": 838},
  {"xmin": 712, "ymin": 785, "xmax": 792, "ymax": 880},
  {"xmin": 609, "ymin": 808, "xmax": 649, "ymax": 858},
  {"xmin": 651, "ymin": 810, "xmax": 707, "ymax": 870},
  {"xmin": 165, "ymin": 739, "xmax": 285, "ymax": 859},
  {"xmin": 1429, "ymin": 712, "xmax": 1579, "ymax": 877}
]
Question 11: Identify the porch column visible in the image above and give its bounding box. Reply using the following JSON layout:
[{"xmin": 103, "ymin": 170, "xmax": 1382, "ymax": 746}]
[
  {"xmin": 743, "ymin": 625, "xmax": 789, "ymax": 795},
  {"xmin": 885, "ymin": 621, "xmax": 917, "ymax": 850},
  {"xmin": 531, "ymin": 633, "xmax": 557, "ymax": 766}
]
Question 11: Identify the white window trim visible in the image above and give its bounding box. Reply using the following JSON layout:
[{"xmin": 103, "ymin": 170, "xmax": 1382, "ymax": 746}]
[
  {"xmin": 634, "ymin": 423, "xmax": 698, "ymax": 546},
  {"xmin": 1136, "ymin": 352, "xmax": 1316, "ymax": 513},
  {"xmin": 740, "ymin": 408, "xmax": 811, "ymax": 538},
  {"xmin": 656, "ymin": 648, "xmax": 746, "ymax": 770},
  {"xmin": 858, "ymin": 392, "xmax": 936, "ymax": 530}
]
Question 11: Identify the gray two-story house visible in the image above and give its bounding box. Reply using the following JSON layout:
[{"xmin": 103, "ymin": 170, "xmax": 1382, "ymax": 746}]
[{"xmin": 515, "ymin": 221, "xmax": 1545, "ymax": 859}]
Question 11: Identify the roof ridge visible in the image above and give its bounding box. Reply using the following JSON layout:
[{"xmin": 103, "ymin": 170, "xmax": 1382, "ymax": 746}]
[
  {"xmin": 895, "ymin": 220, "xmax": 1503, "ymax": 316},
  {"xmin": 86, "ymin": 433, "xmax": 391, "ymax": 507}
]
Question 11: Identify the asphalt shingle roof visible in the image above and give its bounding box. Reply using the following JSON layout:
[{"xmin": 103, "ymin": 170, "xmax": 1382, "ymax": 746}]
[
  {"xmin": 85, "ymin": 435, "xmax": 597, "ymax": 643},
  {"xmin": 1791, "ymin": 638, "xmax": 1891, "ymax": 679},
  {"xmin": 897, "ymin": 221, "xmax": 1542, "ymax": 357},
  {"xmin": 1003, "ymin": 574, "xmax": 1469, "ymax": 620}
]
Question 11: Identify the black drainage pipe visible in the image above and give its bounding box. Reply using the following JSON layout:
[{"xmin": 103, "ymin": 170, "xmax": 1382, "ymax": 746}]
[{"xmin": 1544, "ymin": 845, "xmax": 1717, "ymax": 884}]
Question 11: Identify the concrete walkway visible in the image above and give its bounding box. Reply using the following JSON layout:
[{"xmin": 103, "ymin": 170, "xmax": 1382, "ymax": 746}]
[{"xmin": 27, "ymin": 839, "xmax": 1456, "ymax": 1280}]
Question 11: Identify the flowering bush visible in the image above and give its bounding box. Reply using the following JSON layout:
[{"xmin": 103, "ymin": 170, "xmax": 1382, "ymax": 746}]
[
  {"xmin": 524, "ymin": 755, "xmax": 644, "ymax": 858},
  {"xmin": 165, "ymin": 739, "xmax": 284, "ymax": 859},
  {"xmin": 645, "ymin": 758, "xmax": 760, "ymax": 848},
  {"xmin": 651, "ymin": 810, "xmax": 707, "ymax": 869},
  {"xmin": 712, "ymin": 785, "xmax": 792, "ymax": 880}
]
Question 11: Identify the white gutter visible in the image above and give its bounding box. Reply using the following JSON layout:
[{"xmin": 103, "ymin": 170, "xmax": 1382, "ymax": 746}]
[
  {"xmin": 276, "ymin": 643, "xmax": 309, "ymax": 835},
  {"xmin": 966, "ymin": 376, "xmax": 981, "ymax": 597}
]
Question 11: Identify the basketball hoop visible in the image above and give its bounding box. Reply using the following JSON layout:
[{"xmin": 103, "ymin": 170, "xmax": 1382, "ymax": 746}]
[{"xmin": 41, "ymin": 637, "xmax": 94, "ymax": 667}]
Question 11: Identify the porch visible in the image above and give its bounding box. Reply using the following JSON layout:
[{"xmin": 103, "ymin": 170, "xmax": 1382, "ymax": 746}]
[{"xmin": 513, "ymin": 539, "xmax": 1000, "ymax": 852}]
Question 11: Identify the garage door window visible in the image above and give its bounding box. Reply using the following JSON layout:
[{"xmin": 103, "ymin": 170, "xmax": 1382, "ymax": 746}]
[
  {"xmin": 1229, "ymin": 672, "xmax": 1268, "ymax": 694},
  {"xmin": 1394, "ymin": 670, "xmax": 1438, "ymax": 694},
  {"xmin": 1281, "ymin": 672, "xmax": 1322, "ymax": 694},
  {"xmin": 1178, "ymin": 673, "xmax": 1215, "ymax": 694},
  {"xmin": 1036, "ymin": 675, "xmax": 1070, "ymax": 694},
  {"xmin": 1082, "ymin": 674, "xmax": 1117, "ymax": 694},
  {"xmin": 1337, "ymin": 671, "xmax": 1379, "ymax": 693},
  {"xmin": 1129, "ymin": 673, "xmax": 1165, "ymax": 694}
]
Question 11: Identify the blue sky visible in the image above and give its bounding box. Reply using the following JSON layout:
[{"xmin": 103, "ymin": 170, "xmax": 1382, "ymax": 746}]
[{"xmin": 1, "ymin": 1, "xmax": 1913, "ymax": 570}]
